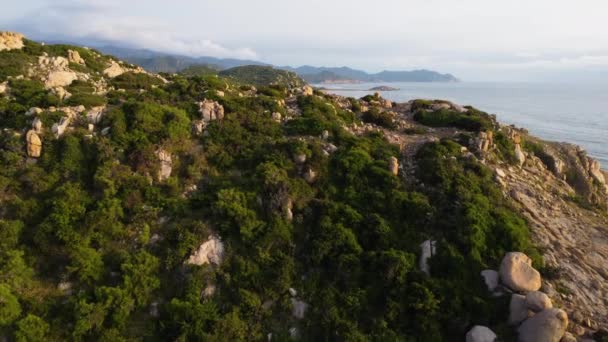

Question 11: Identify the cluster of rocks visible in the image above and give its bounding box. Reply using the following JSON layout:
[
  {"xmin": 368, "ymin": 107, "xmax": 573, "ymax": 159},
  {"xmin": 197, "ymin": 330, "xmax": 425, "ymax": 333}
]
[
  {"xmin": 155, "ymin": 149, "xmax": 173, "ymax": 182},
  {"xmin": 468, "ymin": 252, "xmax": 569, "ymax": 342},
  {"xmin": 0, "ymin": 31, "xmax": 24, "ymax": 51},
  {"xmin": 193, "ymin": 100, "xmax": 225, "ymax": 134},
  {"xmin": 471, "ymin": 130, "xmax": 495, "ymax": 154}
]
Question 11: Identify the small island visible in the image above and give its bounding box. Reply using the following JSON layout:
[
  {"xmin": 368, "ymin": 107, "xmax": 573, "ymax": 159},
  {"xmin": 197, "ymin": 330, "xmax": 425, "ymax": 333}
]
[{"xmin": 369, "ymin": 85, "xmax": 399, "ymax": 91}]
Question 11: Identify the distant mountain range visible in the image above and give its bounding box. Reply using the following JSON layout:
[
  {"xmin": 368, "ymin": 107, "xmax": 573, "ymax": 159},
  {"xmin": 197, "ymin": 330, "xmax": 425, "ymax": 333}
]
[{"xmin": 96, "ymin": 45, "xmax": 459, "ymax": 83}]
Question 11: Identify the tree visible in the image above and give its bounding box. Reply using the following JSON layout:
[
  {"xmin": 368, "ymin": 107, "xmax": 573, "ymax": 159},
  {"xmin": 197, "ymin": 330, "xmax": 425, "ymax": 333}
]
[
  {"xmin": 15, "ymin": 314, "xmax": 50, "ymax": 342},
  {"xmin": 0, "ymin": 284, "xmax": 21, "ymax": 326}
]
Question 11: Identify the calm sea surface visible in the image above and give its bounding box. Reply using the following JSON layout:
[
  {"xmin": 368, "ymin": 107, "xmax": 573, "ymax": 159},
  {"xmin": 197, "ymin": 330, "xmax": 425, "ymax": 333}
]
[{"xmin": 318, "ymin": 82, "xmax": 608, "ymax": 167}]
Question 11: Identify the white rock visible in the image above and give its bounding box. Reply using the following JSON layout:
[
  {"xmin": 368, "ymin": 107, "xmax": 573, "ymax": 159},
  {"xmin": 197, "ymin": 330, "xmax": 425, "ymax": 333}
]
[
  {"xmin": 466, "ymin": 325, "xmax": 497, "ymax": 342},
  {"xmin": 291, "ymin": 298, "xmax": 308, "ymax": 319},
  {"xmin": 499, "ymin": 252, "xmax": 541, "ymax": 293},
  {"xmin": 525, "ymin": 291, "xmax": 552, "ymax": 312},
  {"xmin": 51, "ymin": 117, "xmax": 71, "ymax": 137},
  {"xmin": 509, "ymin": 294, "xmax": 532, "ymax": 325},
  {"xmin": 0, "ymin": 81, "xmax": 8, "ymax": 94},
  {"xmin": 32, "ymin": 117, "xmax": 43, "ymax": 133},
  {"xmin": 419, "ymin": 240, "xmax": 436, "ymax": 275},
  {"xmin": 67, "ymin": 50, "xmax": 85, "ymax": 64},
  {"xmin": 202, "ymin": 284, "xmax": 216, "ymax": 298},
  {"xmin": 288, "ymin": 288, "xmax": 297, "ymax": 297},
  {"xmin": 514, "ymin": 144, "xmax": 526, "ymax": 167},
  {"xmin": 186, "ymin": 236, "xmax": 225, "ymax": 266},
  {"xmin": 271, "ymin": 112, "xmax": 282, "ymax": 122},
  {"xmin": 495, "ymin": 168, "xmax": 506, "ymax": 178},
  {"xmin": 26, "ymin": 107, "xmax": 43, "ymax": 116},
  {"xmin": 294, "ymin": 153, "xmax": 307, "ymax": 164},
  {"xmin": 198, "ymin": 100, "xmax": 225, "ymax": 122},
  {"xmin": 101, "ymin": 127, "xmax": 111, "ymax": 136},
  {"xmin": 481, "ymin": 270, "xmax": 499, "ymax": 292},
  {"xmin": 86, "ymin": 106, "xmax": 105, "ymax": 124},
  {"xmin": 517, "ymin": 308, "xmax": 568, "ymax": 342},
  {"xmin": 303, "ymin": 168, "xmax": 317, "ymax": 183}
]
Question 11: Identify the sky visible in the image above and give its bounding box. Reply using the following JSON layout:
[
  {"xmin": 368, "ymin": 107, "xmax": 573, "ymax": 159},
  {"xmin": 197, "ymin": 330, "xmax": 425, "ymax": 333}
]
[{"xmin": 2, "ymin": 0, "xmax": 608, "ymax": 82}]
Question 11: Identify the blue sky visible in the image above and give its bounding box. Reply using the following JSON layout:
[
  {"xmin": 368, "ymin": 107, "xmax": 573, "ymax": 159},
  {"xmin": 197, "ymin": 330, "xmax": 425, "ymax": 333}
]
[{"xmin": 3, "ymin": 0, "xmax": 608, "ymax": 82}]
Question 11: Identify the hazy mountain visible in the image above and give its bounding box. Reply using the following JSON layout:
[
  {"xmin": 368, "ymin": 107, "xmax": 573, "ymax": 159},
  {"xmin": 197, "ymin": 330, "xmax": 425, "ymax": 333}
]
[{"xmin": 97, "ymin": 46, "xmax": 458, "ymax": 82}]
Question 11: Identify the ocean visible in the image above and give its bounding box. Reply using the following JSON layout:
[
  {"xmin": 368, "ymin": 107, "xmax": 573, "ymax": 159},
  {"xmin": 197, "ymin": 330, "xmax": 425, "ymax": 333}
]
[{"xmin": 318, "ymin": 82, "xmax": 608, "ymax": 167}]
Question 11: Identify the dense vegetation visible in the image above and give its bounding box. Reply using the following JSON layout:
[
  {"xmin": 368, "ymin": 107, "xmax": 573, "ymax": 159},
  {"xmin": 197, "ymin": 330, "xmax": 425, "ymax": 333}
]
[
  {"xmin": 0, "ymin": 40, "xmax": 540, "ymax": 341},
  {"xmin": 219, "ymin": 65, "xmax": 306, "ymax": 88}
]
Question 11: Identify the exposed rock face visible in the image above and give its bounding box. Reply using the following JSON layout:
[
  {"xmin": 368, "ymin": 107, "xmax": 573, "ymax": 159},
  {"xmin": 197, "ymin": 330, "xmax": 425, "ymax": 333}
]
[
  {"xmin": 103, "ymin": 61, "xmax": 127, "ymax": 78},
  {"xmin": 480, "ymin": 270, "xmax": 499, "ymax": 292},
  {"xmin": 0, "ymin": 81, "xmax": 8, "ymax": 94},
  {"xmin": 51, "ymin": 86, "xmax": 71, "ymax": 100},
  {"xmin": 509, "ymin": 294, "xmax": 532, "ymax": 325},
  {"xmin": 26, "ymin": 130, "xmax": 42, "ymax": 157},
  {"xmin": 419, "ymin": 240, "xmax": 436, "ymax": 275},
  {"xmin": 499, "ymin": 252, "xmax": 541, "ymax": 292},
  {"xmin": 198, "ymin": 100, "xmax": 225, "ymax": 127},
  {"xmin": 514, "ymin": 144, "xmax": 526, "ymax": 167},
  {"xmin": 46, "ymin": 71, "xmax": 78, "ymax": 88},
  {"xmin": 525, "ymin": 291, "xmax": 552, "ymax": 312},
  {"xmin": 465, "ymin": 326, "xmax": 497, "ymax": 342},
  {"xmin": 517, "ymin": 308, "xmax": 568, "ymax": 342},
  {"xmin": 0, "ymin": 32, "xmax": 24, "ymax": 51},
  {"xmin": 156, "ymin": 149, "xmax": 172, "ymax": 182},
  {"xmin": 294, "ymin": 153, "xmax": 307, "ymax": 164},
  {"xmin": 186, "ymin": 236, "xmax": 225, "ymax": 266},
  {"xmin": 67, "ymin": 50, "xmax": 85, "ymax": 64},
  {"xmin": 389, "ymin": 156, "xmax": 399, "ymax": 176},
  {"xmin": 303, "ymin": 168, "xmax": 317, "ymax": 184}
]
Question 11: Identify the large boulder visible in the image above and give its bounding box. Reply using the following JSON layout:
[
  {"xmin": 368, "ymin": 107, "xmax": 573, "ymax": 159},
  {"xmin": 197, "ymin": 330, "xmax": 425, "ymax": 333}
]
[
  {"xmin": 302, "ymin": 86, "xmax": 314, "ymax": 96},
  {"xmin": 86, "ymin": 106, "xmax": 105, "ymax": 124},
  {"xmin": 517, "ymin": 308, "xmax": 568, "ymax": 342},
  {"xmin": 514, "ymin": 144, "xmax": 526, "ymax": 167},
  {"xmin": 465, "ymin": 325, "xmax": 497, "ymax": 342},
  {"xmin": 509, "ymin": 294, "xmax": 532, "ymax": 325},
  {"xmin": 480, "ymin": 270, "xmax": 499, "ymax": 292},
  {"xmin": 45, "ymin": 70, "xmax": 78, "ymax": 88},
  {"xmin": 0, "ymin": 81, "xmax": 8, "ymax": 94},
  {"xmin": 186, "ymin": 236, "xmax": 225, "ymax": 266},
  {"xmin": 0, "ymin": 32, "xmax": 24, "ymax": 51},
  {"xmin": 499, "ymin": 252, "xmax": 541, "ymax": 292},
  {"xmin": 25, "ymin": 130, "xmax": 42, "ymax": 157},
  {"xmin": 525, "ymin": 291, "xmax": 552, "ymax": 312}
]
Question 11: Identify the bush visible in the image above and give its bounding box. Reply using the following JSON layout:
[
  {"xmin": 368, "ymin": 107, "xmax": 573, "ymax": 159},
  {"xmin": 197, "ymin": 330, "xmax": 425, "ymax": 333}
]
[
  {"xmin": 362, "ymin": 107, "xmax": 396, "ymax": 129},
  {"xmin": 65, "ymin": 93, "xmax": 107, "ymax": 107},
  {"xmin": 111, "ymin": 72, "xmax": 164, "ymax": 90},
  {"xmin": 413, "ymin": 108, "xmax": 494, "ymax": 131}
]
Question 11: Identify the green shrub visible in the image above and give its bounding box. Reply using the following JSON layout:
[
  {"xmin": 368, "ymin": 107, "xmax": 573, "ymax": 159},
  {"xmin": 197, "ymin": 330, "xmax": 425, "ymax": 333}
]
[
  {"xmin": 362, "ymin": 107, "xmax": 396, "ymax": 129},
  {"xmin": 65, "ymin": 93, "xmax": 107, "ymax": 107},
  {"xmin": 413, "ymin": 108, "xmax": 494, "ymax": 131},
  {"xmin": 111, "ymin": 72, "xmax": 164, "ymax": 90}
]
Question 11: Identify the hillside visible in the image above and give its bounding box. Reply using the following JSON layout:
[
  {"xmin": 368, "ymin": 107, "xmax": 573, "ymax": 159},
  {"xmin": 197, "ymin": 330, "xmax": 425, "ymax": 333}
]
[
  {"xmin": 284, "ymin": 66, "xmax": 459, "ymax": 83},
  {"xmin": 0, "ymin": 32, "xmax": 607, "ymax": 341}
]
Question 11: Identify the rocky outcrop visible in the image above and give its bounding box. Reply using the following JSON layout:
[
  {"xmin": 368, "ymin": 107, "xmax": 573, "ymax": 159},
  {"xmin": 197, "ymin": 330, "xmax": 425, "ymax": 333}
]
[
  {"xmin": 25, "ymin": 130, "xmax": 42, "ymax": 157},
  {"xmin": 86, "ymin": 106, "xmax": 105, "ymax": 124},
  {"xmin": 103, "ymin": 61, "xmax": 127, "ymax": 78},
  {"xmin": 200, "ymin": 100, "xmax": 225, "ymax": 121},
  {"xmin": 0, "ymin": 82, "xmax": 8, "ymax": 94},
  {"xmin": 291, "ymin": 298, "xmax": 308, "ymax": 319},
  {"xmin": 186, "ymin": 236, "xmax": 225, "ymax": 266},
  {"xmin": 499, "ymin": 252, "xmax": 541, "ymax": 292},
  {"xmin": 0, "ymin": 32, "xmax": 24, "ymax": 51},
  {"xmin": 517, "ymin": 308, "xmax": 568, "ymax": 342},
  {"xmin": 271, "ymin": 112, "xmax": 282, "ymax": 122},
  {"xmin": 156, "ymin": 149, "xmax": 172, "ymax": 182},
  {"xmin": 34, "ymin": 55, "xmax": 78, "ymax": 89},
  {"xmin": 465, "ymin": 326, "xmax": 497, "ymax": 342},
  {"xmin": 32, "ymin": 117, "xmax": 43, "ymax": 133},
  {"xmin": 303, "ymin": 168, "xmax": 317, "ymax": 184},
  {"xmin": 472, "ymin": 131, "xmax": 494, "ymax": 153},
  {"xmin": 67, "ymin": 50, "xmax": 85, "ymax": 65}
]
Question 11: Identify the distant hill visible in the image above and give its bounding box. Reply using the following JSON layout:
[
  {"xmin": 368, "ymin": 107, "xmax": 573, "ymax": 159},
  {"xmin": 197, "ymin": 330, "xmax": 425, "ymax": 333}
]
[
  {"xmin": 282, "ymin": 66, "xmax": 459, "ymax": 83},
  {"xmin": 97, "ymin": 46, "xmax": 268, "ymax": 73},
  {"xmin": 96, "ymin": 45, "xmax": 458, "ymax": 82},
  {"xmin": 219, "ymin": 65, "xmax": 305, "ymax": 87}
]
